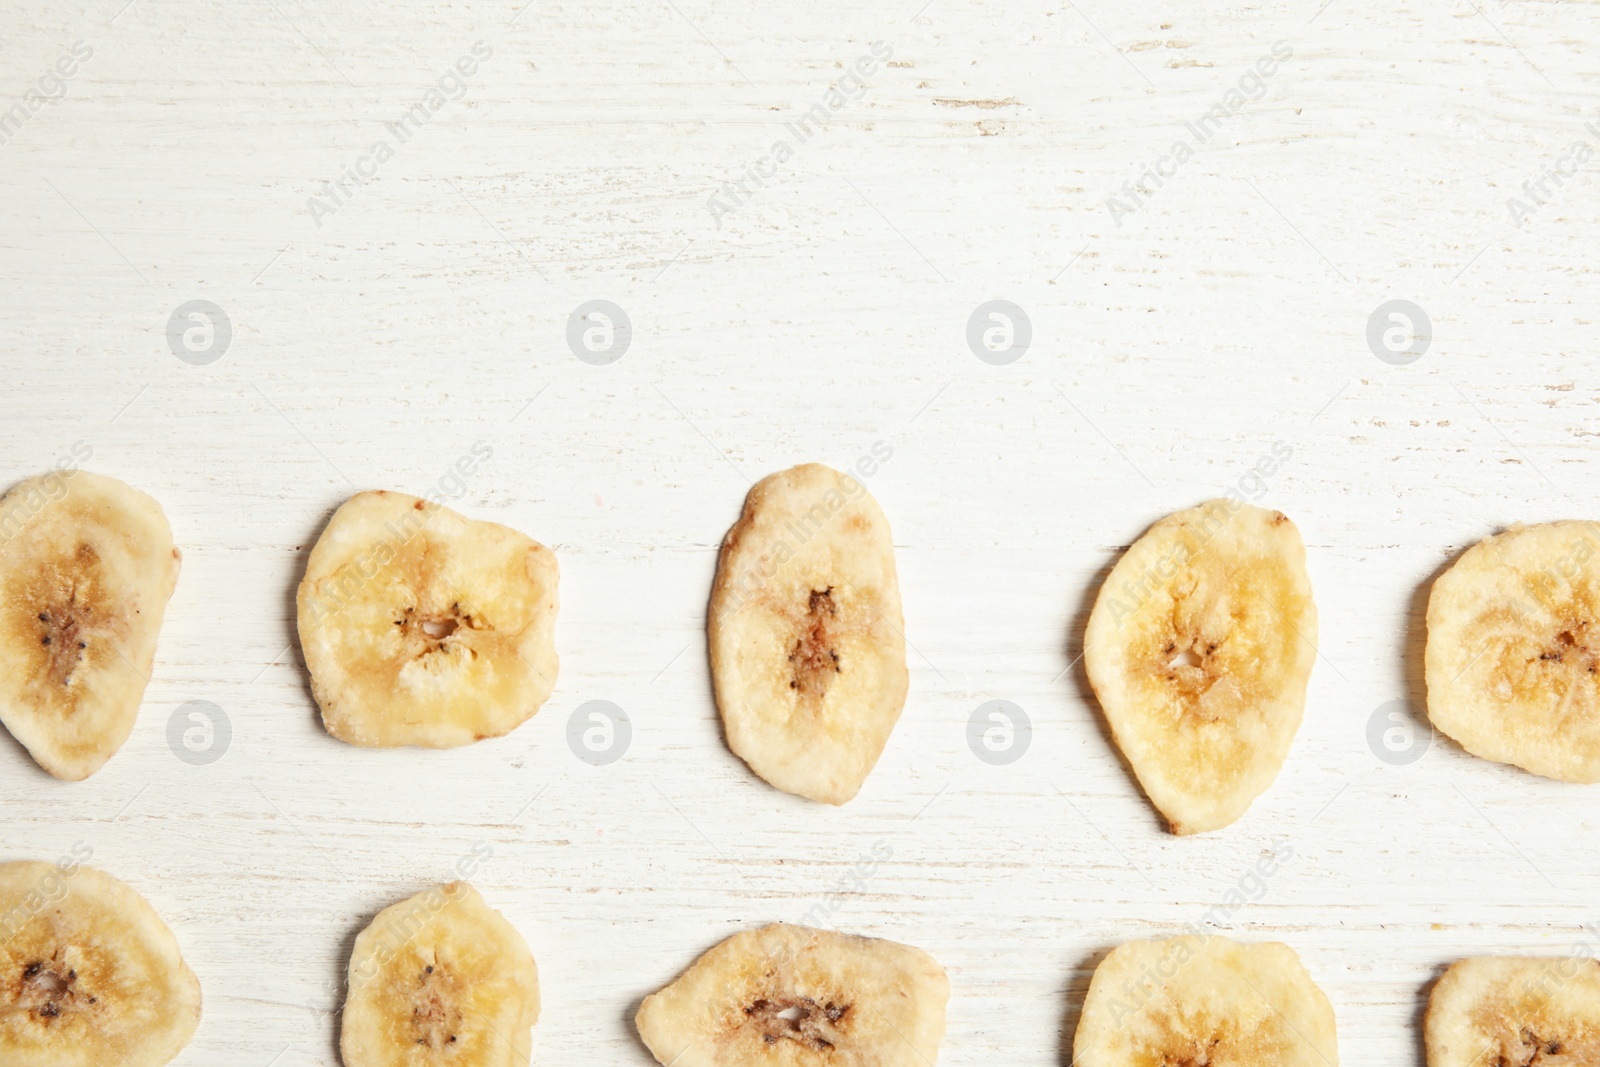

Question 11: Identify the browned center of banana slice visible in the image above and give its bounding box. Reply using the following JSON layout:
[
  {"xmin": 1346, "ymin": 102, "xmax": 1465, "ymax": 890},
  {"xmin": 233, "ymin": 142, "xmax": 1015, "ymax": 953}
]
[
  {"xmin": 635, "ymin": 923, "xmax": 948, "ymax": 1067},
  {"xmin": 1156, "ymin": 573, "xmax": 1248, "ymax": 713},
  {"xmin": 30, "ymin": 548, "xmax": 106, "ymax": 686},
  {"xmin": 1426, "ymin": 956, "xmax": 1600, "ymax": 1067},
  {"xmin": 14, "ymin": 957, "xmax": 78, "ymax": 1019},
  {"xmin": 409, "ymin": 962, "xmax": 466, "ymax": 1050},
  {"xmin": 745, "ymin": 995, "xmax": 850, "ymax": 1050},
  {"xmin": 788, "ymin": 587, "xmax": 842, "ymax": 699},
  {"xmin": 0, "ymin": 471, "xmax": 181, "ymax": 781}
]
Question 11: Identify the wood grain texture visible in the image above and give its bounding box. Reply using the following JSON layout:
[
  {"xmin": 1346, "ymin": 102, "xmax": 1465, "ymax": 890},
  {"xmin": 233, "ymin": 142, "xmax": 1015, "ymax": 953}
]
[{"xmin": 1, "ymin": 0, "xmax": 1598, "ymax": 1063}]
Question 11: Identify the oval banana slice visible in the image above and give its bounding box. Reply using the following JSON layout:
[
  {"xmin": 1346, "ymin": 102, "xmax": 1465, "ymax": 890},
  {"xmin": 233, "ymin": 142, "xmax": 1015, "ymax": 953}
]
[
  {"xmin": 1074, "ymin": 936, "xmax": 1338, "ymax": 1067},
  {"xmin": 1084, "ymin": 500, "xmax": 1317, "ymax": 835},
  {"xmin": 297, "ymin": 490, "xmax": 559, "ymax": 748},
  {"xmin": 1426, "ymin": 955, "xmax": 1600, "ymax": 1066},
  {"xmin": 0, "ymin": 860, "xmax": 200, "ymax": 1067},
  {"xmin": 0, "ymin": 470, "xmax": 181, "ymax": 780},
  {"xmin": 636, "ymin": 923, "xmax": 949, "ymax": 1067},
  {"xmin": 1426, "ymin": 521, "xmax": 1600, "ymax": 781},
  {"xmin": 341, "ymin": 882, "xmax": 539, "ymax": 1067},
  {"xmin": 709, "ymin": 463, "xmax": 909, "ymax": 804}
]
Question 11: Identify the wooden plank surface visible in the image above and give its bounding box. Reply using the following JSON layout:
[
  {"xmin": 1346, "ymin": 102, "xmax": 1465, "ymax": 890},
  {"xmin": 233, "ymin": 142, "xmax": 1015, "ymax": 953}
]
[{"xmin": 2, "ymin": 0, "xmax": 1598, "ymax": 1063}]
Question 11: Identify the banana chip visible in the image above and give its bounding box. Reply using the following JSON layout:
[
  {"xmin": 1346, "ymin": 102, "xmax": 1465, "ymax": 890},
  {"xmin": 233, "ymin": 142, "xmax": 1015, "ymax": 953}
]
[
  {"xmin": 1426, "ymin": 955, "xmax": 1600, "ymax": 1066},
  {"xmin": 1074, "ymin": 936, "xmax": 1338, "ymax": 1067},
  {"xmin": 0, "ymin": 860, "xmax": 200, "ymax": 1067},
  {"xmin": 1084, "ymin": 500, "xmax": 1317, "ymax": 834},
  {"xmin": 297, "ymin": 490, "xmax": 558, "ymax": 748},
  {"xmin": 0, "ymin": 470, "xmax": 181, "ymax": 780},
  {"xmin": 636, "ymin": 923, "xmax": 948, "ymax": 1067},
  {"xmin": 710, "ymin": 464, "xmax": 908, "ymax": 804},
  {"xmin": 1426, "ymin": 521, "xmax": 1600, "ymax": 781},
  {"xmin": 341, "ymin": 882, "xmax": 540, "ymax": 1067}
]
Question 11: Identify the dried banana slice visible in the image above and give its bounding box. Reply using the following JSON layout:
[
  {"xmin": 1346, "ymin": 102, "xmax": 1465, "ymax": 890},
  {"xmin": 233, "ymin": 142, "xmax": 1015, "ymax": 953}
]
[
  {"xmin": 297, "ymin": 490, "xmax": 558, "ymax": 748},
  {"xmin": 0, "ymin": 859, "xmax": 201, "ymax": 1067},
  {"xmin": 1426, "ymin": 521, "xmax": 1600, "ymax": 781},
  {"xmin": 1426, "ymin": 955, "xmax": 1600, "ymax": 1066},
  {"xmin": 636, "ymin": 923, "xmax": 948, "ymax": 1067},
  {"xmin": 709, "ymin": 464, "xmax": 908, "ymax": 804},
  {"xmin": 0, "ymin": 470, "xmax": 181, "ymax": 780},
  {"xmin": 341, "ymin": 882, "xmax": 540, "ymax": 1067},
  {"xmin": 1074, "ymin": 936, "xmax": 1338, "ymax": 1067},
  {"xmin": 1084, "ymin": 500, "xmax": 1317, "ymax": 834}
]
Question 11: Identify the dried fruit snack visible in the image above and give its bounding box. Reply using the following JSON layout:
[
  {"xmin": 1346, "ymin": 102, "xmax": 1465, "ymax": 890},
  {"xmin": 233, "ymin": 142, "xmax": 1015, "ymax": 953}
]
[
  {"xmin": 1425, "ymin": 955, "xmax": 1600, "ymax": 1066},
  {"xmin": 637, "ymin": 923, "xmax": 948, "ymax": 1067},
  {"xmin": 0, "ymin": 860, "xmax": 200, "ymax": 1067},
  {"xmin": 1084, "ymin": 500, "xmax": 1317, "ymax": 834},
  {"xmin": 1075, "ymin": 936, "xmax": 1338, "ymax": 1067},
  {"xmin": 341, "ymin": 882, "xmax": 540, "ymax": 1067},
  {"xmin": 0, "ymin": 470, "xmax": 180, "ymax": 780},
  {"xmin": 298, "ymin": 490, "xmax": 558, "ymax": 748},
  {"xmin": 709, "ymin": 464, "xmax": 909, "ymax": 804},
  {"xmin": 1427, "ymin": 521, "xmax": 1600, "ymax": 781}
]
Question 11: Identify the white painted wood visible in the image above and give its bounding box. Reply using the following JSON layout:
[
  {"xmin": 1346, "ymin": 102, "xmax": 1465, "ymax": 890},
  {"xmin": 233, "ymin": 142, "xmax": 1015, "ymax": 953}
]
[{"xmin": 2, "ymin": 0, "xmax": 1598, "ymax": 1063}]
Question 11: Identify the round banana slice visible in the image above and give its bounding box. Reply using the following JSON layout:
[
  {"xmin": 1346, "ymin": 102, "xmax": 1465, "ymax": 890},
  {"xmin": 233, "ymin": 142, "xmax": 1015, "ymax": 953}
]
[
  {"xmin": 1084, "ymin": 500, "xmax": 1317, "ymax": 835},
  {"xmin": 709, "ymin": 463, "xmax": 909, "ymax": 804},
  {"xmin": 1426, "ymin": 521, "xmax": 1600, "ymax": 782},
  {"xmin": 0, "ymin": 470, "xmax": 181, "ymax": 780},
  {"xmin": 297, "ymin": 490, "xmax": 559, "ymax": 748},
  {"xmin": 1426, "ymin": 955, "xmax": 1600, "ymax": 1066},
  {"xmin": 635, "ymin": 923, "xmax": 949, "ymax": 1067},
  {"xmin": 1074, "ymin": 936, "xmax": 1338, "ymax": 1067},
  {"xmin": 0, "ymin": 860, "xmax": 201, "ymax": 1067},
  {"xmin": 341, "ymin": 882, "xmax": 539, "ymax": 1067}
]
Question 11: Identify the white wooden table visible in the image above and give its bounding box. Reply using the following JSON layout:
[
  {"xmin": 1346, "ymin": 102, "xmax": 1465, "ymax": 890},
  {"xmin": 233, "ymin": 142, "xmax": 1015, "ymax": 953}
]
[{"xmin": 2, "ymin": 0, "xmax": 1597, "ymax": 1063}]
